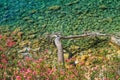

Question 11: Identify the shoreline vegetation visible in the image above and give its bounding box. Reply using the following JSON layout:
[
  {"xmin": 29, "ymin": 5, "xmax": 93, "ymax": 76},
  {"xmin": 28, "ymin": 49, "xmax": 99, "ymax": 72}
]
[
  {"xmin": 0, "ymin": 0, "xmax": 120, "ymax": 79},
  {"xmin": 0, "ymin": 29, "xmax": 120, "ymax": 80}
]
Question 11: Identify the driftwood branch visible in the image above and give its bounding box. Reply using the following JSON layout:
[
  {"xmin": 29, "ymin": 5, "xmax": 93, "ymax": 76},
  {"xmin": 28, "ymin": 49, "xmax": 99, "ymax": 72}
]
[
  {"xmin": 61, "ymin": 32, "xmax": 109, "ymax": 39},
  {"xmin": 110, "ymin": 36, "xmax": 120, "ymax": 48},
  {"xmin": 50, "ymin": 32, "xmax": 120, "ymax": 64},
  {"xmin": 54, "ymin": 36, "xmax": 64, "ymax": 64}
]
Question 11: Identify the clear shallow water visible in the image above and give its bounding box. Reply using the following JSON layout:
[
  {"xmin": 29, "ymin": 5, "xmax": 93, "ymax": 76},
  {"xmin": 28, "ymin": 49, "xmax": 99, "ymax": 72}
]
[{"xmin": 0, "ymin": 0, "xmax": 120, "ymax": 35}]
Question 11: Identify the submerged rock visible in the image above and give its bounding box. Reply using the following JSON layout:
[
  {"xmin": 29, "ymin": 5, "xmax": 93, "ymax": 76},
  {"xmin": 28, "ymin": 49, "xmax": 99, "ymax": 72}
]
[
  {"xmin": 22, "ymin": 16, "xmax": 31, "ymax": 21},
  {"xmin": 29, "ymin": 10, "xmax": 37, "ymax": 14},
  {"xmin": 65, "ymin": 0, "xmax": 79, "ymax": 6},
  {"xmin": 99, "ymin": 5, "xmax": 108, "ymax": 10},
  {"xmin": 48, "ymin": 5, "xmax": 61, "ymax": 11}
]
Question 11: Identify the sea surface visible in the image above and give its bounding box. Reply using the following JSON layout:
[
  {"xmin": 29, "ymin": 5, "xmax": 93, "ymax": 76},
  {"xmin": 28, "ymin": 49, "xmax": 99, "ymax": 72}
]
[{"xmin": 0, "ymin": 0, "xmax": 120, "ymax": 35}]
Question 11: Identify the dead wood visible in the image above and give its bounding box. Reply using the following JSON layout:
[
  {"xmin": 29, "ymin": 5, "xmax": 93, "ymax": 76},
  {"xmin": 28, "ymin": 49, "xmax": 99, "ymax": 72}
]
[
  {"xmin": 110, "ymin": 36, "xmax": 120, "ymax": 48},
  {"xmin": 49, "ymin": 32, "xmax": 120, "ymax": 64}
]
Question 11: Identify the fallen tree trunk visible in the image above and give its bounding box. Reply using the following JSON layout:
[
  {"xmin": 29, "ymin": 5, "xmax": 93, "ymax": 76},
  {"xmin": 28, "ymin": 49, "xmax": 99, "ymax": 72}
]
[{"xmin": 50, "ymin": 32, "xmax": 120, "ymax": 64}]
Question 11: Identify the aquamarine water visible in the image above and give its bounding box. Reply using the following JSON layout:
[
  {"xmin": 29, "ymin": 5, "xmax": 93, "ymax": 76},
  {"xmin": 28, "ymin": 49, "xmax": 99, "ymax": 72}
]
[{"xmin": 0, "ymin": 0, "xmax": 120, "ymax": 35}]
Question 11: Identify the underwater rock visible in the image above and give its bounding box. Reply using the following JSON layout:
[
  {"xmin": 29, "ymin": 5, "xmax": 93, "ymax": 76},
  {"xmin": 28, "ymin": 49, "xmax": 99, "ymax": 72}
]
[
  {"xmin": 65, "ymin": 0, "xmax": 79, "ymax": 6},
  {"xmin": 27, "ymin": 19, "xmax": 34, "ymax": 23},
  {"xmin": 99, "ymin": 5, "xmax": 107, "ymax": 10},
  {"xmin": 38, "ymin": 16, "xmax": 44, "ymax": 20},
  {"xmin": 102, "ymin": 17, "xmax": 113, "ymax": 23},
  {"xmin": 48, "ymin": 5, "xmax": 61, "ymax": 11},
  {"xmin": 22, "ymin": 16, "xmax": 31, "ymax": 21},
  {"xmin": 75, "ymin": 10, "xmax": 83, "ymax": 15},
  {"xmin": 29, "ymin": 10, "xmax": 37, "ymax": 14},
  {"xmin": 58, "ymin": 11, "xmax": 66, "ymax": 18},
  {"xmin": 78, "ymin": 15, "xmax": 83, "ymax": 20},
  {"xmin": 42, "ymin": 24, "xmax": 47, "ymax": 28}
]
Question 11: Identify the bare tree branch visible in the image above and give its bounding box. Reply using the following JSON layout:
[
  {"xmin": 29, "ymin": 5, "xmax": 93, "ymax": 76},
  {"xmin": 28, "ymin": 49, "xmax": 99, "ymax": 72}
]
[
  {"xmin": 54, "ymin": 36, "xmax": 64, "ymax": 64},
  {"xmin": 110, "ymin": 36, "xmax": 120, "ymax": 47},
  {"xmin": 49, "ymin": 32, "xmax": 120, "ymax": 64},
  {"xmin": 61, "ymin": 32, "xmax": 109, "ymax": 39}
]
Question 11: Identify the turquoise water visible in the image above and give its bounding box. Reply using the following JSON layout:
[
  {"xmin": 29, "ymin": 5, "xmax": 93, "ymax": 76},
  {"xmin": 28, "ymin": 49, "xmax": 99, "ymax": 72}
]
[{"xmin": 0, "ymin": 0, "xmax": 120, "ymax": 35}]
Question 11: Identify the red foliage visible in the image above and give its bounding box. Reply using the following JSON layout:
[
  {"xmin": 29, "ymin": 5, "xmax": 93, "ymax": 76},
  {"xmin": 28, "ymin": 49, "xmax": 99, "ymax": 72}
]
[
  {"xmin": 0, "ymin": 64, "xmax": 2, "ymax": 68},
  {"xmin": 0, "ymin": 35, "xmax": 2, "ymax": 39},
  {"xmin": 0, "ymin": 47, "xmax": 4, "ymax": 51},
  {"xmin": 1, "ymin": 54, "xmax": 6, "ymax": 58},
  {"xmin": 1, "ymin": 59, "xmax": 8, "ymax": 64},
  {"xmin": 16, "ymin": 76, "xmax": 22, "ymax": 80},
  {"xmin": 6, "ymin": 38, "xmax": 16, "ymax": 47}
]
